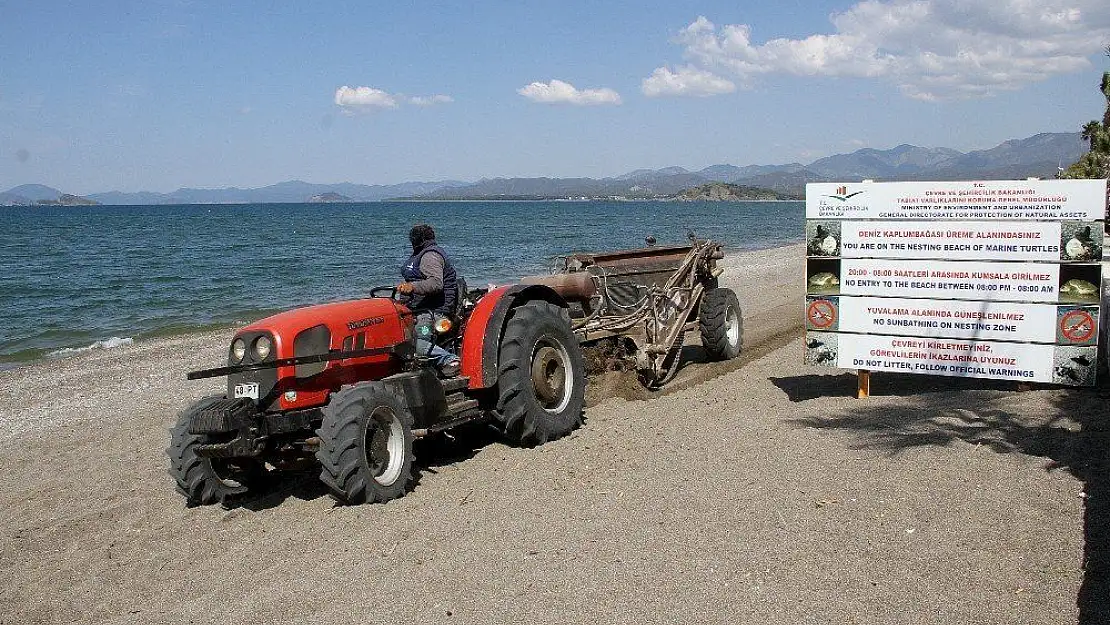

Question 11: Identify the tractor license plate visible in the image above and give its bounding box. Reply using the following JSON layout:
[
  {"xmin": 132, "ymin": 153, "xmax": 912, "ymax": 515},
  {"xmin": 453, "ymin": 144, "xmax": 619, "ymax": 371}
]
[{"xmin": 234, "ymin": 383, "xmax": 259, "ymax": 400}]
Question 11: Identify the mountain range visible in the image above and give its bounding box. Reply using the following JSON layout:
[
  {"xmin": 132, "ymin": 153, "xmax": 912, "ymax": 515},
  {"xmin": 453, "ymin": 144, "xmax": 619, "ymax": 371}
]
[{"xmin": 0, "ymin": 132, "xmax": 1088, "ymax": 206}]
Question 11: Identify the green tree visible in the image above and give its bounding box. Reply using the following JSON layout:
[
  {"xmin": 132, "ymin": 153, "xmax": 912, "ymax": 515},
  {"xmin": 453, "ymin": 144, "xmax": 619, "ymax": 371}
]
[{"xmin": 1060, "ymin": 45, "xmax": 1110, "ymax": 179}]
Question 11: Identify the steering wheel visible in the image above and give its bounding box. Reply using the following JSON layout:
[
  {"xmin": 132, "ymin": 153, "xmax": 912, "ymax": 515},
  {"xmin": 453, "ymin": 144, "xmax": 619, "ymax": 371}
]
[{"xmin": 369, "ymin": 285, "xmax": 401, "ymax": 300}]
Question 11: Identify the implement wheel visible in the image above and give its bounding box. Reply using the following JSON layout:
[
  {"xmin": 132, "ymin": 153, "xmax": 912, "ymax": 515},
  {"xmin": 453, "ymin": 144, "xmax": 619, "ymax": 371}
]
[
  {"xmin": 316, "ymin": 383, "xmax": 416, "ymax": 505},
  {"xmin": 496, "ymin": 300, "xmax": 586, "ymax": 446},
  {"xmin": 699, "ymin": 287, "xmax": 743, "ymax": 360}
]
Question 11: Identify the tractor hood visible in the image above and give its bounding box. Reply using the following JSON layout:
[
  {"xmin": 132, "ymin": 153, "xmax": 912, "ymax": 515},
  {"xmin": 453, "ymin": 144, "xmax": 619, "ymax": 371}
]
[{"xmin": 240, "ymin": 298, "xmax": 408, "ymax": 342}]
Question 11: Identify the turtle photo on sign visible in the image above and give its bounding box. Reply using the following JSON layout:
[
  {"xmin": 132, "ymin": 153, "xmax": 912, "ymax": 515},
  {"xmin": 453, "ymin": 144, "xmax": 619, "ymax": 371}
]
[
  {"xmin": 1057, "ymin": 263, "xmax": 1102, "ymax": 305},
  {"xmin": 1060, "ymin": 221, "xmax": 1104, "ymax": 262},
  {"xmin": 806, "ymin": 220, "xmax": 841, "ymax": 257},
  {"xmin": 806, "ymin": 258, "xmax": 841, "ymax": 295}
]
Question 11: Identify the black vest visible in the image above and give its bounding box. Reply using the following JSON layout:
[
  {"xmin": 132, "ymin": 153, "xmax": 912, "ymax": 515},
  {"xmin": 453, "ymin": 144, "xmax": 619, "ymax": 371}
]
[{"xmin": 401, "ymin": 243, "xmax": 458, "ymax": 315}]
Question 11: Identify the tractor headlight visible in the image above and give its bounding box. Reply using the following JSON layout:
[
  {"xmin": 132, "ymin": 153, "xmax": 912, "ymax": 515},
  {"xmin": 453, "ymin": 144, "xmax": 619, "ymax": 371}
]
[
  {"xmin": 231, "ymin": 338, "xmax": 247, "ymax": 363},
  {"xmin": 253, "ymin": 335, "xmax": 273, "ymax": 360}
]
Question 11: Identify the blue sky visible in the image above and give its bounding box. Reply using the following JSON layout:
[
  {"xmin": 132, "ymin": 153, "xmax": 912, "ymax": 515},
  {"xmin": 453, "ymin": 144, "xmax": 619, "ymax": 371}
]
[{"xmin": 2, "ymin": 0, "xmax": 1109, "ymax": 194}]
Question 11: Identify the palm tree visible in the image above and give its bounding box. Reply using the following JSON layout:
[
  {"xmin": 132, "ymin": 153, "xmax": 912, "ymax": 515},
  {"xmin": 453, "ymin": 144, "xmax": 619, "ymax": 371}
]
[
  {"xmin": 1060, "ymin": 47, "xmax": 1110, "ymax": 179},
  {"xmin": 1101, "ymin": 70, "xmax": 1110, "ymax": 127},
  {"xmin": 1082, "ymin": 120, "xmax": 1102, "ymax": 151}
]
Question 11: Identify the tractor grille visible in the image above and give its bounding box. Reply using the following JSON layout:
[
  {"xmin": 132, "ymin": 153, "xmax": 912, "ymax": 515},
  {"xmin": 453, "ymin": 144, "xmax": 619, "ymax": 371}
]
[{"xmin": 294, "ymin": 324, "xmax": 331, "ymax": 378}]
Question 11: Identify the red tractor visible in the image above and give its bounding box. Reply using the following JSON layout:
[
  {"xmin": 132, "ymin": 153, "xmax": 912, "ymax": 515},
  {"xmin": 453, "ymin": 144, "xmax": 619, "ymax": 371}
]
[{"xmin": 169, "ymin": 239, "xmax": 741, "ymax": 506}]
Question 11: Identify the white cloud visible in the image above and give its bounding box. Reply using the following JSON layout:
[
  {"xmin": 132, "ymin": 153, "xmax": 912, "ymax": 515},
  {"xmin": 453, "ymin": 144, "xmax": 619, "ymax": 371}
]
[
  {"xmin": 651, "ymin": 2, "xmax": 1110, "ymax": 100},
  {"xmin": 335, "ymin": 86, "xmax": 399, "ymax": 110},
  {"xmin": 642, "ymin": 65, "xmax": 736, "ymax": 97},
  {"xmin": 335, "ymin": 87, "xmax": 454, "ymax": 112},
  {"xmin": 518, "ymin": 79, "xmax": 622, "ymax": 105},
  {"xmin": 409, "ymin": 94, "xmax": 454, "ymax": 106}
]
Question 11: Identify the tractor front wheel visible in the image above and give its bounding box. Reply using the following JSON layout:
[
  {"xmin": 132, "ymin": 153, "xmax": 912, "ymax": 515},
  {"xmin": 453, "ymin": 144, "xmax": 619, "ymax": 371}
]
[
  {"xmin": 496, "ymin": 300, "xmax": 586, "ymax": 446},
  {"xmin": 699, "ymin": 287, "xmax": 743, "ymax": 360},
  {"xmin": 167, "ymin": 395, "xmax": 266, "ymax": 507},
  {"xmin": 316, "ymin": 383, "xmax": 416, "ymax": 505}
]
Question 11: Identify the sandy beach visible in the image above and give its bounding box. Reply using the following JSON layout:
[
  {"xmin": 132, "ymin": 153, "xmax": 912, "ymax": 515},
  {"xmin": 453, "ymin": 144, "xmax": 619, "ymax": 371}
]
[{"xmin": 1, "ymin": 243, "xmax": 1106, "ymax": 624}]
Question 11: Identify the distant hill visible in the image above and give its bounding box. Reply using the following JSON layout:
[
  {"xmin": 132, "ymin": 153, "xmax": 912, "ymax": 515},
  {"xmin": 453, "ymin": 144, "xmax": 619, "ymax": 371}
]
[
  {"xmin": 806, "ymin": 145, "xmax": 964, "ymax": 179},
  {"xmin": 8, "ymin": 184, "xmax": 64, "ymax": 202},
  {"xmin": 673, "ymin": 183, "xmax": 798, "ymax": 201},
  {"xmin": 412, "ymin": 173, "xmax": 711, "ymax": 200},
  {"xmin": 408, "ymin": 132, "xmax": 1085, "ymax": 200},
  {"xmin": 720, "ymin": 132, "xmax": 1085, "ymax": 195},
  {"xmin": 84, "ymin": 180, "xmax": 467, "ymax": 205},
  {"xmin": 6, "ymin": 131, "xmax": 1088, "ymax": 205},
  {"xmin": 1, "ymin": 185, "xmax": 96, "ymax": 206}
]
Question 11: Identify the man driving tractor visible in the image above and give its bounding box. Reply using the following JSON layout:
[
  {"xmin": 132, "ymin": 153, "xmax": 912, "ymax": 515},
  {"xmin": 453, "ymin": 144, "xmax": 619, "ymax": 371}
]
[{"xmin": 397, "ymin": 223, "xmax": 462, "ymax": 377}]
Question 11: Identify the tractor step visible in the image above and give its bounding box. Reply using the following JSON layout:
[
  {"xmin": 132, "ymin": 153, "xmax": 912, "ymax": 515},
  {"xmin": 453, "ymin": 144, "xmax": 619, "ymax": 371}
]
[
  {"xmin": 445, "ymin": 398, "xmax": 479, "ymax": 416},
  {"xmin": 413, "ymin": 399, "xmax": 483, "ymax": 438},
  {"xmin": 440, "ymin": 376, "xmax": 470, "ymax": 393}
]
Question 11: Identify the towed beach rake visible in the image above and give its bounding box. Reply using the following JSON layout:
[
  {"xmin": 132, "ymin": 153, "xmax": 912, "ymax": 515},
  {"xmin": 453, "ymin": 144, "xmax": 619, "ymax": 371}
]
[{"xmin": 522, "ymin": 238, "xmax": 743, "ymax": 388}]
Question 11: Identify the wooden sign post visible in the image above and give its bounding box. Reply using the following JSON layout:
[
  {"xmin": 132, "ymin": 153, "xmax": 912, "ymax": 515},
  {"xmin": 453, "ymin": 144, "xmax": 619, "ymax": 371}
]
[{"xmin": 857, "ymin": 369, "xmax": 870, "ymax": 398}]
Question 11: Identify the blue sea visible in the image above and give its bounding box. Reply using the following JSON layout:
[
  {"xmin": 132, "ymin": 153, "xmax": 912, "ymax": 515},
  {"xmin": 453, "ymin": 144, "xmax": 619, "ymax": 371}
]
[{"xmin": 0, "ymin": 200, "xmax": 804, "ymax": 367}]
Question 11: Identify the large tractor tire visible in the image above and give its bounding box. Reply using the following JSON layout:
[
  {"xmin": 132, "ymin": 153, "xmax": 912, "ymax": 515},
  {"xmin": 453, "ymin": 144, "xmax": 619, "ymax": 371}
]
[
  {"xmin": 167, "ymin": 395, "xmax": 266, "ymax": 507},
  {"xmin": 316, "ymin": 382, "xmax": 416, "ymax": 505},
  {"xmin": 496, "ymin": 300, "xmax": 586, "ymax": 446},
  {"xmin": 699, "ymin": 287, "xmax": 743, "ymax": 361}
]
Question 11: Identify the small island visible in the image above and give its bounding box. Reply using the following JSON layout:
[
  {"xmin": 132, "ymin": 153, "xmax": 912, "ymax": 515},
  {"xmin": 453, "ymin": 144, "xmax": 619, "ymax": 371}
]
[
  {"xmin": 307, "ymin": 192, "xmax": 353, "ymax": 203},
  {"xmin": 35, "ymin": 193, "xmax": 99, "ymax": 206}
]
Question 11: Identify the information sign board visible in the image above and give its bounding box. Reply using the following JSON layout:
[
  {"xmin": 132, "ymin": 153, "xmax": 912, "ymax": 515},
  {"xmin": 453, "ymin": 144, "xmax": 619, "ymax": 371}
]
[
  {"xmin": 806, "ymin": 179, "xmax": 1106, "ymax": 220},
  {"xmin": 803, "ymin": 179, "xmax": 1106, "ymax": 387}
]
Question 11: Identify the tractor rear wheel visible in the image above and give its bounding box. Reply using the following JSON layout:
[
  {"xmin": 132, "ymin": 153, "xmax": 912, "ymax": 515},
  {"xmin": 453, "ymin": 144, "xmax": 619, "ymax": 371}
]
[
  {"xmin": 699, "ymin": 287, "xmax": 743, "ymax": 360},
  {"xmin": 167, "ymin": 395, "xmax": 266, "ymax": 507},
  {"xmin": 496, "ymin": 300, "xmax": 585, "ymax": 446},
  {"xmin": 316, "ymin": 383, "xmax": 416, "ymax": 505}
]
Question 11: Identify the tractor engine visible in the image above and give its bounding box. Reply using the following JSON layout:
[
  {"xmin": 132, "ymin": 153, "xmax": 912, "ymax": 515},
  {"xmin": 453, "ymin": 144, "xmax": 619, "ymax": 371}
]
[{"xmin": 222, "ymin": 298, "xmax": 415, "ymax": 413}]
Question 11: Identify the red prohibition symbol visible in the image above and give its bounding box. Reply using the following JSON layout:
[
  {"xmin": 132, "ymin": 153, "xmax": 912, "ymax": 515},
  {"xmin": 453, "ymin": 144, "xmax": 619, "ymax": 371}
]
[
  {"xmin": 807, "ymin": 299, "xmax": 837, "ymax": 329},
  {"xmin": 1060, "ymin": 309, "xmax": 1096, "ymax": 343}
]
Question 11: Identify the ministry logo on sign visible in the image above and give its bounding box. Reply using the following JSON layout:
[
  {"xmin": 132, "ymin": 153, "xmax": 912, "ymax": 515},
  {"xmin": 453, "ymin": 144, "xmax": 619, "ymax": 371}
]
[{"xmin": 827, "ymin": 186, "xmax": 864, "ymax": 202}]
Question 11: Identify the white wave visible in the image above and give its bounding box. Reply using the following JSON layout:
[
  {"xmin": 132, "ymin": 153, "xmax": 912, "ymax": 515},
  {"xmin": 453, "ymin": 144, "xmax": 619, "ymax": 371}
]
[{"xmin": 49, "ymin": 336, "xmax": 135, "ymax": 357}]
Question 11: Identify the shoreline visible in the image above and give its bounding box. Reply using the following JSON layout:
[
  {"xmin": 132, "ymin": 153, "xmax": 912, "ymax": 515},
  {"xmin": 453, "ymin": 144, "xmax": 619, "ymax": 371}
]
[
  {"xmin": 0, "ymin": 244, "xmax": 806, "ymax": 442},
  {"xmin": 0, "ymin": 240, "xmax": 803, "ymax": 373}
]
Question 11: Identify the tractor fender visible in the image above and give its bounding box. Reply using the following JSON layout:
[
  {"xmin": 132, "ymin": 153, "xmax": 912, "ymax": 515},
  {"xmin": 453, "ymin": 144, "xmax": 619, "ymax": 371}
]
[{"xmin": 460, "ymin": 284, "xmax": 568, "ymax": 389}]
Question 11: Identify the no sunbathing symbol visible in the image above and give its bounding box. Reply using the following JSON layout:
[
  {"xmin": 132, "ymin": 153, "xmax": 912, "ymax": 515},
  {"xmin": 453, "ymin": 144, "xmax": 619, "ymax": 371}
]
[
  {"xmin": 807, "ymin": 299, "xmax": 837, "ymax": 329},
  {"xmin": 1059, "ymin": 309, "xmax": 1096, "ymax": 343}
]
